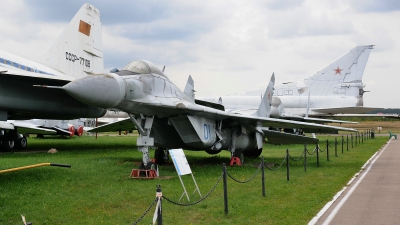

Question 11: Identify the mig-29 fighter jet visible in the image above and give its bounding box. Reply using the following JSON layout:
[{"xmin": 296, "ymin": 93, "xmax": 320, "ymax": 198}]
[{"xmin": 48, "ymin": 60, "xmax": 356, "ymax": 171}]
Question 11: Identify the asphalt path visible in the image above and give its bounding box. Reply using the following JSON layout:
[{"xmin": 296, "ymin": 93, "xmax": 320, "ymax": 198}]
[{"xmin": 310, "ymin": 137, "xmax": 400, "ymax": 225}]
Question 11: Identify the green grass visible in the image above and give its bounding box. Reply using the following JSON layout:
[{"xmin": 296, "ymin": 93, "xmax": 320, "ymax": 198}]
[{"xmin": 0, "ymin": 135, "xmax": 388, "ymax": 225}]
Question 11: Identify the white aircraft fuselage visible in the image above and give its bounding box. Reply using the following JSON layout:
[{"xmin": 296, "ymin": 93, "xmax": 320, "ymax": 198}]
[{"xmin": 199, "ymin": 45, "xmax": 376, "ymax": 118}]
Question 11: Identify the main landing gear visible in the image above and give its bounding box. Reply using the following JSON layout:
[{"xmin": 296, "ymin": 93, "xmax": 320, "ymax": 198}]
[{"xmin": 0, "ymin": 130, "xmax": 27, "ymax": 152}]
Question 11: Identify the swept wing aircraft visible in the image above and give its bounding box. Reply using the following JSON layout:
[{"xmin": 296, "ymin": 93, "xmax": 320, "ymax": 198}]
[
  {"xmin": 200, "ymin": 45, "xmax": 383, "ymax": 120},
  {"xmin": 50, "ymin": 60, "xmax": 356, "ymax": 169},
  {"xmin": 0, "ymin": 4, "xmax": 106, "ymax": 150}
]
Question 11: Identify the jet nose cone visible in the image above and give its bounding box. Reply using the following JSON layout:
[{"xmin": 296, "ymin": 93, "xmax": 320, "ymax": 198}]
[{"xmin": 63, "ymin": 73, "xmax": 126, "ymax": 108}]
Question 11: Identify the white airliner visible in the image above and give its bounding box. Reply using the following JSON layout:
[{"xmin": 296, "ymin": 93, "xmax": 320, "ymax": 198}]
[
  {"xmin": 200, "ymin": 45, "xmax": 384, "ymax": 122},
  {"xmin": 0, "ymin": 4, "xmax": 106, "ymax": 151}
]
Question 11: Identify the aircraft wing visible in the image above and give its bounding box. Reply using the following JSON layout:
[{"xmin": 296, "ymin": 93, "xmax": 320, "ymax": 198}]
[
  {"xmin": 0, "ymin": 66, "xmax": 74, "ymax": 82},
  {"xmin": 124, "ymin": 103, "xmax": 357, "ymax": 133},
  {"xmin": 330, "ymin": 114, "xmax": 400, "ymax": 118},
  {"xmin": 219, "ymin": 112, "xmax": 357, "ymax": 133},
  {"xmin": 88, "ymin": 118, "xmax": 136, "ymax": 132},
  {"xmin": 311, "ymin": 107, "xmax": 383, "ymax": 115},
  {"xmin": 262, "ymin": 129, "xmax": 318, "ymax": 144},
  {"xmin": 279, "ymin": 115, "xmax": 358, "ymax": 124},
  {"xmin": 8, "ymin": 121, "xmax": 57, "ymax": 135}
]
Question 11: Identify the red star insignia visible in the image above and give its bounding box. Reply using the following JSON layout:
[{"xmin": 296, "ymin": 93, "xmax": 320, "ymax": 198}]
[{"xmin": 333, "ymin": 66, "xmax": 343, "ymax": 75}]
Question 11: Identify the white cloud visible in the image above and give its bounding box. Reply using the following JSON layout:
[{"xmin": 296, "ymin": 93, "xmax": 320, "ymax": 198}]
[{"xmin": 0, "ymin": 0, "xmax": 400, "ymax": 108}]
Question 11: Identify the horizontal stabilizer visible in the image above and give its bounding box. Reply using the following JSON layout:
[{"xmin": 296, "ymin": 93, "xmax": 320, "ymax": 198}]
[
  {"xmin": 88, "ymin": 118, "xmax": 136, "ymax": 132},
  {"xmin": 0, "ymin": 121, "xmax": 15, "ymax": 130},
  {"xmin": 262, "ymin": 129, "xmax": 318, "ymax": 144},
  {"xmin": 8, "ymin": 121, "xmax": 56, "ymax": 134},
  {"xmin": 52, "ymin": 127, "xmax": 72, "ymax": 135},
  {"xmin": 311, "ymin": 107, "xmax": 383, "ymax": 115}
]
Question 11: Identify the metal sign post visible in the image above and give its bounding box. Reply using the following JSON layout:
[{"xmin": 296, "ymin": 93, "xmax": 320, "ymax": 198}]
[{"xmin": 169, "ymin": 149, "xmax": 202, "ymax": 202}]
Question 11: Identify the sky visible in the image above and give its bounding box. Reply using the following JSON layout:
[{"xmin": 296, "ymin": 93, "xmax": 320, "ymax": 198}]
[{"xmin": 1, "ymin": 0, "xmax": 400, "ymax": 108}]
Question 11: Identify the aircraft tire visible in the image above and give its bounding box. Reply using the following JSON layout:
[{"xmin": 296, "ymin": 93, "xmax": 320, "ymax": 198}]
[
  {"xmin": 234, "ymin": 149, "xmax": 244, "ymax": 164},
  {"xmin": 243, "ymin": 148, "xmax": 263, "ymax": 158},
  {"xmin": 1, "ymin": 140, "xmax": 15, "ymax": 152},
  {"xmin": 154, "ymin": 148, "xmax": 166, "ymax": 165},
  {"xmin": 15, "ymin": 136, "xmax": 27, "ymax": 150},
  {"xmin": 205, "ymin": 149, "xmax": 222, "ymax": 155},
  {"xmin": 139, "ymin": 161, "xmax": 157, "ymax": 170}
]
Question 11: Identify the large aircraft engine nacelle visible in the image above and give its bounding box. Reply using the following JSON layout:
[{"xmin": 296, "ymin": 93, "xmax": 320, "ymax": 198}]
[
  {"xmin": 169, "ymin": 115, "xmax": 217, "ymax": 148},
  {"xmin": 218, "ymin": 127, "xmax": 258, "ymax": 151}
]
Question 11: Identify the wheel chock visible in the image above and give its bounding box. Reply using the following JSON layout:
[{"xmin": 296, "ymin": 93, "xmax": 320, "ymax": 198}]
[
  {"xmin": 229, "ymin": 156, "xmax": 242, "ymax": 166},
  {"xmin": 130, "ymin": 169, "xmax": 157, "ymax": 179}
]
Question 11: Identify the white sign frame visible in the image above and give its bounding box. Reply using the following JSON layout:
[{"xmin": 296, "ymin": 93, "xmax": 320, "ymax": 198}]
[{"xmin": 169, "ymin": 149, "xmax": 202, "ymax": 202}]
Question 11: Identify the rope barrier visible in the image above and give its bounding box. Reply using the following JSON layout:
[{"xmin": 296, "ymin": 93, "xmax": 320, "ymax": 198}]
[
  {"xmin": 132, "ymin": 198, "xmax": 158, "ymax": 225},
  {"xmin": 288, "ymin": 150, "xmax": 305, "ymax": 161},
  {"xmin": 226, "ymin": 164, "xmax": 262, "ymax": 183},
  {"xmin": 163, "ymin": 173, "xmax": 223, "ymax": 207},
  {"xmin": 265, "ymin": 155, "xmax": 287, "ymax": 171}
]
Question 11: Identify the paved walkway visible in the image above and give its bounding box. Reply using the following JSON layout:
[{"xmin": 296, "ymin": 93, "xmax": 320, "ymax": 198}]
[{"xmin": 310, "ymin": 137, "xmax": 400, "ymax": 225}]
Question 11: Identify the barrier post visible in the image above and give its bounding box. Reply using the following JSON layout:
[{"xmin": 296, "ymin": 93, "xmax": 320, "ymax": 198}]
[
  {"xmin": 316, "ymin": 143, "xmax": 320, "ymax": 167},
  {"xmin": 222, "ymin": 164, "xmax": 228, "ymax": 215},
  {"xmin": 156, "ymin": 184, "xmax": 162, "ymax": 225},
  {"xmin": 347, "ymin": 135, "xmax": 349, "ymax": 151},
  {"xmin": 351, "ymin": 133, "xmax": 353, "ymax": 148},
  {"xmin": 326, "ymin": 139, "xmax": 329, "ymax": 161},
  {"xmin": 335, "ymin": 137, "xmax": 337, "ymax": 157},
  {"xmin": 261, "ymin": 156, "xmax": 265, "ymax": 197},
  {"xmin": 304, "ymin": 143, "xmax": 307, "ymax": 172},
  {"xmin": 286, "ymin": 149, "xmax": 290, "ymax": 181},
  {"xmin": 341, "ymin": 135, "xmax": 344, "ymax": 154},
  {"xmin": 355, "ymin": 133, "xmax": 358, "ymax": 147},
  {"xmin": 362, "ymin": 132, "xmax": 364, "ymax": 143}
]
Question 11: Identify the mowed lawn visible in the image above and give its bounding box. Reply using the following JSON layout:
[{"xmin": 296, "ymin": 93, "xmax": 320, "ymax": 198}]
[{"xmin": 0, "ymin": 134, "xmax": 389, "ymax": 225}]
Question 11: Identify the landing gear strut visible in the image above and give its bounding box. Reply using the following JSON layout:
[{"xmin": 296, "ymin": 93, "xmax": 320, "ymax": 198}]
[{"xmin": 128, "ymin": 114, "xmax": 159, "ymax": 177}]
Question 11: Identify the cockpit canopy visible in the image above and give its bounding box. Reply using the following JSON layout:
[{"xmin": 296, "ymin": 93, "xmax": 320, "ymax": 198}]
[{"xmin": 122, "ymin": 60, "xmax": 165, "ymax": 76}]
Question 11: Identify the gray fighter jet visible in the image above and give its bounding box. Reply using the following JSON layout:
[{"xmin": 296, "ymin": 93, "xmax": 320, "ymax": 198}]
[{"xmin": 51, "ymin": 60, "xmax": 356, "ymax": 168}]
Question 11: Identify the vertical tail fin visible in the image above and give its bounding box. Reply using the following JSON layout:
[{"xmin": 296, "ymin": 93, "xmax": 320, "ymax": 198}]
[
  {"xmin": 36, "ymin": 4, "xmax": 103, "ymax": 78},
  {"xmin": 255, "ymin": 73, "xmax": 275, "ymax": 118},
  {"xmin": 184, "ymin": 75, "xmax": 195, "ymax": 101},
  {"xmin": 302, "ymin": 45, "xmax": 373, "ymax": 96}
]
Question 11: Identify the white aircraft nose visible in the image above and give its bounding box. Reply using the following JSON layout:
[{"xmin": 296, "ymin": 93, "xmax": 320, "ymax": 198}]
[{"xmin": 63, "ymin": 73, "xmax": 126, "ymax": 108}]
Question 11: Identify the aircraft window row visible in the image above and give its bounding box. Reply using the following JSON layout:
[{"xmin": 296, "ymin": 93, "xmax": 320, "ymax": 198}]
[
  {"xmin": 0, "ymin": 57, "xmax": 53, "ymax": 75},
  {"xmin": 284, "ymin": 90, "xmax": 293, "ymax": 95},
  {"xmin": 275, "ymin": 89, "xmax": 293, "ymax": 96}
]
